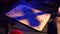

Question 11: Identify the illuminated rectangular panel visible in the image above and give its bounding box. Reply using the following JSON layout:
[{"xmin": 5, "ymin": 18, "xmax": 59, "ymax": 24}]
[{"xmin": 5, "ymin": 4, "xmax": 51, "ymax": 31}]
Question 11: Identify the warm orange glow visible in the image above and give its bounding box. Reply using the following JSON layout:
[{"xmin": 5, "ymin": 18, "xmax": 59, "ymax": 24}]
[
  {"xmin": 18, "ymin": 19, "xmax": 30, "ymax": 25},
  {"xmin": 58, "ymin": 7, "xmax": 60, "ymax": 12},
  {"xmin": 32, "ymin": 8, "xmax": 42, "ymax": 13},
  {"xmin": 58, "ymin": 7, "xmax": 60, "ymax": 14}
]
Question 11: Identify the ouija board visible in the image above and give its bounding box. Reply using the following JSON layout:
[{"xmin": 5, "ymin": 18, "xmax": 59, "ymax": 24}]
[{"xmin": 5, "ymin": 4, "xmax": 51, "ymax": 31}]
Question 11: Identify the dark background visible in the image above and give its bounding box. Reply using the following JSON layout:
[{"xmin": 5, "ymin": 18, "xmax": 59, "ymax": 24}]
[{"xmin": 0, "ymin": 0, "xmax": 59, "ymax": 34}]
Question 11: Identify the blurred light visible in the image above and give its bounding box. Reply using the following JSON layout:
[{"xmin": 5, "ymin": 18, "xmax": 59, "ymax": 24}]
[
  {"xmin": 58, "ymin": 7, "xmax": 60, "ymax": 15},
  {"xmin": 10, "ymin": 30, "xmax": 23, "ymax": 34}
]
